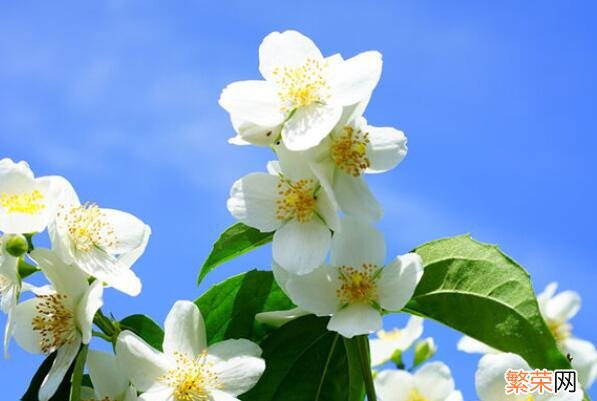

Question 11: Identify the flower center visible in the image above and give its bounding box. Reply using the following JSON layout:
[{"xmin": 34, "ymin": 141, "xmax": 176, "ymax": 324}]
[
  {"xmin": 331, "ymin": 126, "xmax": 371, "ymax": 176},
  {"xmin": 273, "ymin": 57, "xmax": 330, "ymax": 112},
  {"xmin": 160, "ymin": 351, "xmax": 222, "ymax": 401},
  {"xmin": 546, "ymin": 318, "xmax": 571, "ymax": 342},
  {"xmin": 377, "ymin": 328, "xmax": 403, "ymax": 341},
  {"xmin": 276, "ymin": 178, "xmax": 317, "ymax": 223},
  {"xmin": 58, "ymin": 203, "xmax": 117, "ymax": 252},
  {"xmin": 32, "ymin": 294, "xmax": 76, "ymax": 354},
  {"xmin": 0, "ymin": 190, "xmax": 45, "ymax": 215},
  {"xmin": 336, "ymin": 264, "xmax": 379, "ymax": 305},
  {"xmin": 407, "ymin": 389, "xmax": 429, "ymax": 401}
]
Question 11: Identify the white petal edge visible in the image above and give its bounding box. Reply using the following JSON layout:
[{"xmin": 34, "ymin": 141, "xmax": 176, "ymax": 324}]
[
  {"xmin": 378, "ymin": 253, "xmax": 423, "ymax": 311},
  {"xmin": 366, "ymin": 126, "xmax": 408, "ymax": 174},
  {"xmin": 259, "ymin": 30, "xmax": 323, "ymax": 80},
  {"xmin": 163, "ymin": 300, "xmax": 207, "ymax": 358},
  {"xmin": 227, "ymin": 172, "xmax": 281, "ymax": 232},
  {"xmin": 331, "ymin": 217, "xmax": 386, "ymax": 268},
  {"xmin": 282, "ymin": 104, "xmax": 342, "ymax": 151},
  {"xmin": 327, "ymin": 303, "xmax": 382, "ymax": 338}
]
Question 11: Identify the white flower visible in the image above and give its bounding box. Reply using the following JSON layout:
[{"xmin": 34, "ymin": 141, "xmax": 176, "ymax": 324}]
[
  {"xmin": 370, "ymin": 316, "xmax": 424, "ymax": 366},
  {"xmin": 115, "ymin": 300, "xmax": 266, "ymax": 401},
  {"xmin": 0, "ymin": 158, "xmax": 71, "ymax": 234},
  {"xmin": 273, "ymin": 217, "xmax": 423, "ymax": 338},
  {"xmin": 375, "ymin": 361, "xmax": 462, "ymax": 401},
  {"xmin": 302, "ymin": 101, "xmax": 407, "ymax": 221},
  {"xmin": 458, "ymin": 282, "xmax": 597, "ymax": 389},
  {"xmin": 12, "ymin": 249, "xmax": 103, "ymax": 401},
  {"xmin": 81, "ymin": 350, "xmax": 138, "ymax": 401},
  {"xmin": 476, "ymin": 353, "xmax": 583, "ymax": 401},
  {"xmin": 0, "ymin": 235, "xmax": 20, "ymax": 357},
  {"xmin": 48, "ymin": 183, "xmax": 151, "ymax": 296},
  {"xmin": 219, "ymin": 30, "xmax": 383, "ymax": 151},
  {"xmin": 227, "ymin": 157, "xmax": 339, "ymax": 275}
]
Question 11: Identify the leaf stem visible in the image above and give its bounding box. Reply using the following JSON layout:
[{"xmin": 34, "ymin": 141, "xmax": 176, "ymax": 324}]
[
  {"xmin": 93, "ymin": 309, "xmax": 120, "ymax": 344},
  {"xmin": 355, "ymin": 335, "xmax": 377, "ymax": 401},
  {"xmin": 69, "ymin": 344, "xmax": 88, "ymax": 401}
]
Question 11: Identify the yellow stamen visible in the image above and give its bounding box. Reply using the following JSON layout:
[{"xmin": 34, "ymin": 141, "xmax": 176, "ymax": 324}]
[
  {"xmin": 407, "ymin": 389, "xmax": 429, "ymax": 401},
  {"xmin": 0, "ymin": 190, "xmax": 45, "ymax": 215},
  {"xmin": 546, "ymin": 319, "xmax": 571, "ymax": 342},
  {"xmin": 336, "ymin": 263, "xmax": 379, "ymax": 305},
  {"xmin": 160, "ymin": 351, "xmax": 222, "ymax": 401},
  {"xmin": 57, "ymin": 203, "xmax": 117, "ymax": 252},
  {"xmin": 273, "ymin": 57, "xmax": 330, "ymax": 112},
  {"xmin": 276, "ymin": 178, "xmax": 317, "ymax": 223},
  {"xmin": 331, "ymin": 126, "xmax": 371, "ymax": 176},
  {"xmin": 377, "ymin": 328, "xmax": 403, "ymax": 341},
  {"xmin": 32, "ymin": 294, "xmax": 76, "ymax": 354}
]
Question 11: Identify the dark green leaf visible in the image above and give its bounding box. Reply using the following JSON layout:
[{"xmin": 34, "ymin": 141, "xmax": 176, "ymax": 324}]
[
  {"xmin": 69, "ymin": 344, "xmax": 88, "ymax": 401},
  {"xmin": 195, "ymin": 270, "xmax": 293, "ymax": 344},
  {"xmin": 120, "ymin": 314, "xmax": 164, "ymax": 351},
  {"xmin": 21, "ymin": 351, "xmax": 75, "ymax": 401},
  {"xmin": 241, "ymin": 315, "xmax": 364, "ymax": 401},
  {"xmin": 408, "ymin": 234, "xmax": 570, "ymax": 369},
  {"xmin": 197, "ymin": 223, "xmax": 273, "ymax": 285}
]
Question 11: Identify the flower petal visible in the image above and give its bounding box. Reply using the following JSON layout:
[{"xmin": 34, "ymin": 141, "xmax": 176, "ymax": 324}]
[
  {"xmin": 366, "ymin": 126, "xmax": 408, "ymax": 174},
  {"xmin": 100, "ymin": 208, "xmax": 150, "ymax": 260},
  {"xmin": 475, "ymin": 353, "xmax": 529, "ymax": 401},
  {"xmin": 208, "ymin": 338, "xmax": 263, "ymax": 361},
  {"xmin": 331, "ymin": 217, "xmax": 385, "ymax": 268},
  {"xmin": 230, "ymin": 115, "xmax": 281, "ymax": 146},
  {"xmin": 138, "ymin": 383, "xmax": 175, "ymax": 401},
  {"xmin": 12, "ymin": 298, "xmax": 43, "ymax": 354},
  {"xmin": 414, "ymin": 362, "xmax": 455, "ymax": 401},
  {"xmin": 76, "ymin": 280, "xmax": 104, "ymax": 344},
  {"xmin": 374, "ymin": 368, "xmax": 415, "ymax": 401},
  {"xmin": 39, "ymin": 339, "xmax": 81, "ymax": 401},
  {"xmin": 315, "ymin": 187, "xmax": 340, "ymax": 232},
  {"xmin": 87, "ymin": 350, "xmax": 130, "ymax": 400},
  {"xmin": 210, "ymin": 389, "xmax": 242, "ymax": 401},
  {"xmin": 29, "ymin": 248, "xmax": 89, "ymax": 301},
  {"xmin": 115, "ymin": 331, "xmax": 171, "ymax": 392},
  {"xmin": 273, "ymin": 218, "xmax": 331, "ymax": 275},
  {"xmin": 561, "ymin": 337, "xmax": 597, "ymax": 388},
  {"xmin": 328, "ymin": 51, "xmax": 383, "ymax": 106},
  {"xmin": 75, "ymin": 248, "xmax": 142, "ymax": 296},
  {"xmin": 456, "ymin": 336, "xmax": 499, "ymax": 354},
  {"xmin": 163, "ymin": 300, "xmax": 207, "ymax": 357},
  {"xmin": 370, "ymin": 316, "xmax": 424, "ymax": 366},
  {"xmin": 219, "ymin": 80, "xmax": 284, "ymax": 127},
  {"xmin": 227, "ymin": 172, "xmax": 281, "ymax": 232},
  {"xmin": 282, "ymin": 104, "xmax": 342, "ymax": 151},
  {"xmin": 259, "ymin": 30, "xmax": 323, "ymax": 81},
  {"xmin": 327, "ymin": 303, "xmax": 382, "ymax": 338},
  {"xmin": 255, "ymin": 308, "xmax": 310, "ymax": 328},
  {"xmin": 545, "ymin": 290, "xmax": 581, "ymax": 322},
  {"xmin": 283, "ymin": 264, "xmax": 340, "ymax": 316},
  {"xmin": 378, "ymin": 253, "xmax": 423, "ymax": 311},
  {"xmin": 333, "ymin": 171, "xmax": 382, "ymax": 221},
  {"xmin": 212, "ymin": 354, "xmax": 265, "ymax": 396}
]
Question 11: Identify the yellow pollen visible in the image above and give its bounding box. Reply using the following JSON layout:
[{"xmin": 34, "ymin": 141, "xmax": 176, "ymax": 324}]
[
  {"xmin": 31, "ymin": 294, "xmax": 76, "ymax": 354},
  {"xmin": 546, "ymin": 319, "xmax": 571, "ymax": 342},
  {"xmin": 336, "ymin": 263, "xmax": 379, "ymax": 305},
  {"xmin": 160, "ymin": 351, "xmax": 222, "ymax": 401},
  {"xmin": 276, "ymin": 178, "xmax": 317, "ymax": 223},
  {"xmin": 377, "ymin": 328, "xmax": 403, "ymax": 341},
  {"xmin": 0, "ymin": 190, "xmax": 45, "ymax": 215},
  {"xmin": 407, "ymin": 389, "xmax": 429, "ymax": 401},
  {"xmin": 330, "ymin": 126, "xmax": 371, "ymax": 176},
  {"xmin": 273, "ymin": 57, "xmax": 330, "ymax": 112},
  {"xmin": 58, "ymin": 203, "xmax": 117, "ymax": 252}
]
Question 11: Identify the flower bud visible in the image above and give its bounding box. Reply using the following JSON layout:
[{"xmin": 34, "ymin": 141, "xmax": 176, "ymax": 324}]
[
  {"xmin": 413, "ymin": 337, "xmax": 436, "ymax": 368},
  {"xmin": 4, "ymin": 234, "xmax": 28, "ymax": 257}
]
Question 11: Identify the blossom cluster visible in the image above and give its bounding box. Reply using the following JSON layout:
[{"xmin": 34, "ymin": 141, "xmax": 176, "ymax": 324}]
[
  {"xmin": 220, "ymin": 29, "xmax": 423, "ymax": 338},
  {"xmin": 0, "ymin": 159, "xmax": 265, "ymax": 401}
]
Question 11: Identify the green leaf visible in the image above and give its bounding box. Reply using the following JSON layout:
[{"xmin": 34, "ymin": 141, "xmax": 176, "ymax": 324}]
[
  {"xmin": 69, "ymin": 344, "xmax": 88, "ymax": 401},
  {"xmin": 21, "ymin": 352, "xmax": 75, "ymax": 401},
  {"xmin": 197, "ymin": 223, "xmax": 274, "ymax": 285},
  {"xmin": 195, "ymin": 270, "xmax": 293, "ymax": 344},
  {"xmin": 241, "ymin": 315, "xmax": 365, "ymax": 401},
  {"xmin": 120, "ymin": 314, "xmax": 165, "ymax": 351},
  {"xmin": 408, "ymin": 234, "xmax": 570, "ymax": 369}
]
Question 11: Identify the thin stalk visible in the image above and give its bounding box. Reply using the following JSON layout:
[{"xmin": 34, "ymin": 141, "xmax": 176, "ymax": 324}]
[
  {"xmin": 355, "ymin": 335, "xmax": 377, "ymax": 401},
  {"xmin": 93, "ymin": 309, "xmax": 120, "ymax": 344}
]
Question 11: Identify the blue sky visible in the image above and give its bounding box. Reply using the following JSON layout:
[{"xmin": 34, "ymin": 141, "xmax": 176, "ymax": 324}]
[{"xmin": 1, "ymin": 1, "xmax": 596, "ymax": 399}]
